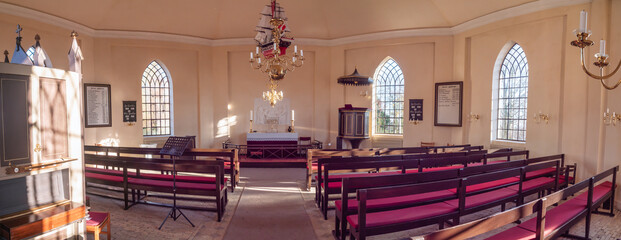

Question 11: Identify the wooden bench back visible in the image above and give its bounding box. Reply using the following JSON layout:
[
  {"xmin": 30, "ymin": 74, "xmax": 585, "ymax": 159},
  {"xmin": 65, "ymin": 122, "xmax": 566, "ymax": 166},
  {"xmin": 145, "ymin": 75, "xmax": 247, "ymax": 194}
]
[{"xmin": 483, "ymin": 149, "xmax": 529, "ymax": 163}]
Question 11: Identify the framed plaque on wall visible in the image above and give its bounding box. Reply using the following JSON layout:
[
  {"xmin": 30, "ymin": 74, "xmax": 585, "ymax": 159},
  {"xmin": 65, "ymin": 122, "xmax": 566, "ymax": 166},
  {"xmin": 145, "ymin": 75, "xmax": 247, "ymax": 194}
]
[
  {"xmin": 84, "ymin": 83, "xmax": 112, "ymax": 128},
  {"xmin": 434, "ymin": 81, "xmax": 463, "ymax": 127},
  {"xmin": 409, "ymin": 99, "xmax": 423, "ymax": 121}
]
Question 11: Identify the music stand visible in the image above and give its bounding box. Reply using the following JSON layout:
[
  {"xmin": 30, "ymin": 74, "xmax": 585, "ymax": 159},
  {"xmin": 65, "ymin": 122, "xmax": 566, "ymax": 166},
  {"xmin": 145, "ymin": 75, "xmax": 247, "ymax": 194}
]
[{"xmin": 158, "ymin": 136, "xmax": 194, "ymax": 230}]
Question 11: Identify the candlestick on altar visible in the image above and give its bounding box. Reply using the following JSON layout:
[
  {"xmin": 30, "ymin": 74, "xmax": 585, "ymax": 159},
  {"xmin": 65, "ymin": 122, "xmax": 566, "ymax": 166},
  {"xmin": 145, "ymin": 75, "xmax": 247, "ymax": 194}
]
[{"xmin": 249, "ymin": 120, "xmax": 253, "ymax": 133}]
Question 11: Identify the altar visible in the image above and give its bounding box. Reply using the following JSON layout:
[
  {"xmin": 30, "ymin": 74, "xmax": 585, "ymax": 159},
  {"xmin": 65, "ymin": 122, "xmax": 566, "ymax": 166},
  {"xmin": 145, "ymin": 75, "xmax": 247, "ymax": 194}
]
[{"xmin": 247, "ymin": 133, "xmax": 299, "ymax": 158}]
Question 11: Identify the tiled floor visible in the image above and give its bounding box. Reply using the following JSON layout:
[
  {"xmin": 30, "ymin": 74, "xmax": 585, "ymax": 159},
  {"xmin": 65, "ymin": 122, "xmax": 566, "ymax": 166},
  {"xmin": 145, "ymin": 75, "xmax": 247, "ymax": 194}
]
[{"xmin": 87, "ymin": 168, "xmax": 621, "ymax": 240}]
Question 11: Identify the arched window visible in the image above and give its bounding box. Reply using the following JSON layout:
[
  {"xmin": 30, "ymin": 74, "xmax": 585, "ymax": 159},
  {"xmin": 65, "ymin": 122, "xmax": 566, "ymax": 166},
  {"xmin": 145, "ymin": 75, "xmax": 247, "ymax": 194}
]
[
  {"xmin": 142, "ymin": 60, "xmax": 172, "ymax": 136},
  {"xmin": 495, "ymin": 43, "xmax": 528, "ymax": 141},
  {"xmin": 373, "ymin": 57, "xmax": 404, "ymax": 135}
]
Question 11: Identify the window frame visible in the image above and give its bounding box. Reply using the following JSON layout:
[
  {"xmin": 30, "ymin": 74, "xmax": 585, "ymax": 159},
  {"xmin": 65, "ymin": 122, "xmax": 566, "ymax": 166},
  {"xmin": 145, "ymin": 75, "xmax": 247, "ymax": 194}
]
[
  {"xmin": 372, "ymin": 57, "xmax": 405, "ymax": 136},
  {"xmin": 493, "ymin": 43, "xmax": 528, "ymax": 142},
  {"xmin": 141, "ymin": 60, "xmax": 173, "ymax": 137}
]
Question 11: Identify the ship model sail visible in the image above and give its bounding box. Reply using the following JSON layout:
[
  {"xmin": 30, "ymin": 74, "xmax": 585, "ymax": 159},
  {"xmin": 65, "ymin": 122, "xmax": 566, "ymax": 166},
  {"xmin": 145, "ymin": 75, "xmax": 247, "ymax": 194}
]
[{"xmin": 254, "ymin": 0, "xmax": 293, "ymax": 58}]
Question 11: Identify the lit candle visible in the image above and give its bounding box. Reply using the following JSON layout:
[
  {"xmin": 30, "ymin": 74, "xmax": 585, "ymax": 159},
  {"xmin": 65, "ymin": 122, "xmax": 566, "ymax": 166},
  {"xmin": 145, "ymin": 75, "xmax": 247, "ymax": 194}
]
[
  {"xmin": 292, "ymin": 110, "xmax": 295, "ymax": 121},
  {"xmin": 294, "ymin": 45, "xmax": 298, "ymax": 53},
  {"xmin": 600, "ymin": 39, "xmax": 606, "ymax": 56},
  {"xmin": 579, "ymin": 10, "xmax": 587, "ymax": 33},
  {"xmin": 300, "ymin": 49, "xmax": 304, "ymax": 57},
  {"xmin": 250, "ymin": 110, "xmax": 253, "ymax": 121}
]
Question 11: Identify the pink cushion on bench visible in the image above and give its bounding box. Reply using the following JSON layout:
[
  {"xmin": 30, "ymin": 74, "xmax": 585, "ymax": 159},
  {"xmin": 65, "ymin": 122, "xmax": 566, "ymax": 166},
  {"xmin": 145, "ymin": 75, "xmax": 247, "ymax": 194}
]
[
  {"xmin": 85, "ymin": 167, "xmax": 136, "ymax": 176},
  {"xmin": 422, "ymin": 165, "xmax": 463, "ymax": 172},
  {"xmin": 485, "ymin": 225, "xmax": 535, "ymax": 240},
  {"xmin": 335, "ymin": 190, "xmax": 456, "ymax": 211},
  {"xmin": 346, "ymin": 202, "xmax": 457, "ymax": 229},
  {"xmin": 517, "ymin": 197, "xmax": 587, "ymax": 235},
  {"xmin": 85, "ymin": 172, "xmax": 124, "ymax": 182},
  {"xmin": 86, "ymin": 211, "xmax": 109, "ymax": 226},
  {"xmin": 321, "ymin": 181, "xmax": 342, "ymax": 189},
  {"xmin": 448, "ymin": 177, "xmax": 519, "ymax": 193},
  {"xmin": 315, "ymin": 171, "xmax": 400, "ymax": 181},
  {"xmin": 139, "ymin": 173, "xmax": 222, "ymax": 183},
  {"xmin": 575, "ymin": 181, "xmax": 613, "ymax": 203},
  {"xmin": 128, "ymin": 178, "xmax": 223, "ymax": 190},
  {"xmin": 445, "ymin": 188, "xmax": 518, "ymax": 209},
  {"xmin": 508, "ymin": 177, "xmax": 555, "ymax": 191},
  {"xmin": 525, "ymin": 168, "xmax": 556, "ymax": 179}
]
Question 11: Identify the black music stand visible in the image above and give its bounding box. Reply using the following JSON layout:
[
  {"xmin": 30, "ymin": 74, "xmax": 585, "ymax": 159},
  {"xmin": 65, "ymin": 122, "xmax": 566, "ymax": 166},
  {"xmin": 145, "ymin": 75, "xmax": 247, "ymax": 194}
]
[{"xmin": 158, "ymin": 136, "xmax": 194, "ymax": 230}]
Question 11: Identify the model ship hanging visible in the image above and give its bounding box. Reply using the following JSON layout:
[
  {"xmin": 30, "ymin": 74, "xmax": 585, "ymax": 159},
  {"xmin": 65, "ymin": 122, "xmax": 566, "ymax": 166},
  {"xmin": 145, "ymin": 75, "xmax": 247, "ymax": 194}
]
[{"xmin": 250, "ymin": 0, "xmax": 304, "ymax": 107}]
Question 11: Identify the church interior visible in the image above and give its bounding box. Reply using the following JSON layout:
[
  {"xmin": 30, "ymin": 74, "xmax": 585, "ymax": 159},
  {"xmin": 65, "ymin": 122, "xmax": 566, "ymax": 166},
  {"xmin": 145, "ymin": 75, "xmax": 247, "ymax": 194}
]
[{"xmin": 0, "ymin": 0, "xmax": 620, "ymax": 239}]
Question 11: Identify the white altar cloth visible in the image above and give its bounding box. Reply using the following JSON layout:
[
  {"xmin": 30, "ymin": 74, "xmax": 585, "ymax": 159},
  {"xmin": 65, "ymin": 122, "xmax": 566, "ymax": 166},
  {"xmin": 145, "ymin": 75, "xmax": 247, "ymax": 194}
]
[{"xmin": 247, "ymin": 133, "xmax": 298, "ymax": 141}]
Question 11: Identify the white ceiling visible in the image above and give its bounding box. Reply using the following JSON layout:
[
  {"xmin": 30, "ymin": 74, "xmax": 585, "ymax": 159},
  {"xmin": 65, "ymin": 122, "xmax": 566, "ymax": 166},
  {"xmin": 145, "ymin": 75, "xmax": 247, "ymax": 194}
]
[{"xmin": 1, "ymin": 0, "xmax": 545, "ymax": 39}]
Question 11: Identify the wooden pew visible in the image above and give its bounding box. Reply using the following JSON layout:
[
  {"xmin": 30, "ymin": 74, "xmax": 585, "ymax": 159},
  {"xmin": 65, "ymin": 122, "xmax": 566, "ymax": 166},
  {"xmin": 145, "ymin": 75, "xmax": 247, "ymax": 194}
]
[
  {"xmin": 417, "ymin": 166, "xmax": 618, "ymax": 240},
  {"xmin": 306, "ymin": 149, "xmax": 379, "ymax": 191},
  {"xmin": 84, "ymin": 145, "xmax": 239, "ymax": 192},
  {"xmin": 84, "ymin": 154, "xmax": 228, "ymax": 221}
]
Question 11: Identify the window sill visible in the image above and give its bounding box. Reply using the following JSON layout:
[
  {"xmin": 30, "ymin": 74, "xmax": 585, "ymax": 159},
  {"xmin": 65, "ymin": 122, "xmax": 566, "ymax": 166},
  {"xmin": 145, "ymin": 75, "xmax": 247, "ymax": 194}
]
[{"xmin": 490, "ymin": 139, "xmax": 526, "ymax": 149}]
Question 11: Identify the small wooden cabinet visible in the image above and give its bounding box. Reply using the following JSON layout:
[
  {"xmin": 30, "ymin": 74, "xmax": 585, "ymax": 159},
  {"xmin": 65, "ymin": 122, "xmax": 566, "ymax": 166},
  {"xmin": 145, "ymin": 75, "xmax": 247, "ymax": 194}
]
[{"xmin": 338, "ymin": 106, "xmax": 370, "ymax": 149}]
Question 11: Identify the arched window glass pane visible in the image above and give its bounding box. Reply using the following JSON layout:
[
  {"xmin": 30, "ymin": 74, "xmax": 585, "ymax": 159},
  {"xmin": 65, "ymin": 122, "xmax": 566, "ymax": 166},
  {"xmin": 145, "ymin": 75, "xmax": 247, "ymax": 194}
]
[
  {"xmin": 142, "ymin": 60, "xmax": 171, "ymax": 136},
  {"xmin": 497, "ymin": 44, "xmax": 528, "ymax": 141},
  {"xmin": 374, "ymin": 58, "xmax": 404, "ymax": 135},
  {"xmin": 26, "ymin": 47, "xmax": 34, "ymax": 62}
]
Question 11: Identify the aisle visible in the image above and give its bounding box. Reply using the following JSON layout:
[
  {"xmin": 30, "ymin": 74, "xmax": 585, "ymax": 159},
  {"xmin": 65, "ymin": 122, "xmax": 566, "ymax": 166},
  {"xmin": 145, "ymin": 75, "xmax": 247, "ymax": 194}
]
[{"xmin": 223, "ymin": 168, "xmax": 317, "ymax": 240}]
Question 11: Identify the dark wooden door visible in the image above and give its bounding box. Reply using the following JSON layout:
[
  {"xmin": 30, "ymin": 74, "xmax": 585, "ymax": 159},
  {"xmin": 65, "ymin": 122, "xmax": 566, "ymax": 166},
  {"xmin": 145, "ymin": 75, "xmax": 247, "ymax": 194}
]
[{"xmin": 0, "ymin": 74, "xmax": 30, "ymax": 166}]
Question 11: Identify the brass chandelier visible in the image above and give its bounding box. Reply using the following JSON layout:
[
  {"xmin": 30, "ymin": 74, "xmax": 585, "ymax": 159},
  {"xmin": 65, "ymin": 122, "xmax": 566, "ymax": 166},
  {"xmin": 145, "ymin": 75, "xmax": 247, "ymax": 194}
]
[
  {"xmin": 250, "ymin": 0, "xmax": 304, "ymax": 106},
  {"xmin": 571, "ymin": 10, "xmax": 621, "ymax": 90}
]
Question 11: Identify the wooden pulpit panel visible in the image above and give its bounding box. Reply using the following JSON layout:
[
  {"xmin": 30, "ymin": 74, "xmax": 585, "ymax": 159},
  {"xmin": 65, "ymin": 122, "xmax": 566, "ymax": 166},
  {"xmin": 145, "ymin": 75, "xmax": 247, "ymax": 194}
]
[
  {"xmin": 39, "ymin": 78, "xmax": 68, "ymax": 161},
  {"xmin": 0, "ymin": 74, "xmax": 30, "ymax": 166}
]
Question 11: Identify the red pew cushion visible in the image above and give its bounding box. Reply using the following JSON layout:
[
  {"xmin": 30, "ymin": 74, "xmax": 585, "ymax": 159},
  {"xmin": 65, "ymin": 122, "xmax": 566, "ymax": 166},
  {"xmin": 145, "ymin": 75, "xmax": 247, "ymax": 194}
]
[
  {"xmin": 575, "ymin": 181, "xmax": 613, "ymax": 203},
  {"xmin": 508, "ymin": 177, "xmax": 555, "ymax": 191},
  {"xmin": 517, "ymin": 197, "xmax": 587, "ymax": 235},
  {"xmin": 422, "ymin": 165, "xmax": 463, "ymax": 172},
  {"xmin": 139, "ymin": 173, "xmax": 223, "ymax": 183},
  {"xmin": 321, "ymin": 181, "xmax": 342, "ymax": 189},
  {"xmin": 525, "ymin": 168, "xmax": 556, "ymax": 179},
  {"xmin": 128, "ymin": 178, "xmax": 223, "ymax": 190},
  {"xmin": 335, "ymin": 190, "xmax": 456, "ymax": 211},
  {"xmin": 448, "ymin": 177, "xmax": 519, "ymax": 193},
  {"xmin": 346, "ymin": 202, "xmax": 457, "ymax": 229},
  {"xmin": 485, "ymin": 225, "xmax": 535, "ymax": 240},
  {"xmin": 85, "ymin": 167, "xmax": 136, "ymax": 176},
  {"xmin": 85, "ymin": 172, "xmax": 124, "ymax": 182},
  {"xmin": 86, "ymin": 211, "xmax": 109, "ymax": 226},
  {"xmin": 445, "ymin": 188, "xmax": 518, "ymax": 209},
  {"xmin": 315, "ymin": 171, "xmax": 400, "ymax": 181}
]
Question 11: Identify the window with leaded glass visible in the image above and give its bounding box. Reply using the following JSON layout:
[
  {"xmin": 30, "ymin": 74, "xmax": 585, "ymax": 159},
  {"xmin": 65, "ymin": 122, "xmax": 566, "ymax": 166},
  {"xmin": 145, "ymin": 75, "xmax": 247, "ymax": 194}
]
[
  {"xmin": 496, "ymin": 44, "xmax": 528, "ymax": 141},
  {"xmin": 142, "ymin": 60, "xmax": 172, "ymax": 136},
  {"xmin": 373, "ymin": 58, "xmax": 404, "ymax": 135}
]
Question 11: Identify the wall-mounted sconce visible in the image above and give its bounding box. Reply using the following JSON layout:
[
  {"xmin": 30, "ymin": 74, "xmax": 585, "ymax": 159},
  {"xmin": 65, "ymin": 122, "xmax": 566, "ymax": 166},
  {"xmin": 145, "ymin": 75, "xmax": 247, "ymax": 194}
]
[
  {"xmin": 533, "ymin": 111, "xmax": 550, "ymax": 124},
  {"xmin": 469, "ymin": 112, "xmax": 480, "ymax": 122},
  {"xmin": 603, "ymin": 108, "xmax": 621, "ymax": 126},
  {"xmin": 360, "ymin": 90, "xmax": 371, "ymax": 99}
]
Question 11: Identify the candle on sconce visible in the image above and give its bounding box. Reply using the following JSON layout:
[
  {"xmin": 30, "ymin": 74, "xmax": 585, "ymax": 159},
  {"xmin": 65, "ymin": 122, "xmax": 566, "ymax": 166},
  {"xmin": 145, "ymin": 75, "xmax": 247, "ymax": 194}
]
[
  {"xmin": 256, "ymin": 46, "xmax": 260, "ymax": 54},
  {"xmin": 300, "ymin": 50, "xmax": 304, "ymax": 57},
  {"xmin": 294, "ymin": 45, "xmax": 298, "ymax": 53},
  {"xmin": 292, "ymin": 110, "xmax": 295, "ymax": 121},
  {"xmin": 579, "ymin": 10, "xmax": 588, "ymax": 33},
  {"xmin": 600, "ymin": 39, "xmax": 606, "ymax": 56},
  {"xmin": 250, "ymin": 110, "xmax": 253, "ymax": 121},
  {"xmin": 250, "ymin": 52, "xmax": 253, "ymax": 60}
]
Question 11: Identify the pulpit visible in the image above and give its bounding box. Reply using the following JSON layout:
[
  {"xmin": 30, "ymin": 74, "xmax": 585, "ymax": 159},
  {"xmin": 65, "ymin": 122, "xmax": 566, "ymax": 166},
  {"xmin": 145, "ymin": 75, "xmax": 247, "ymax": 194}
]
[{"xmin": 337, "ymin": 106, "xmax": 370, "ymax": 149}]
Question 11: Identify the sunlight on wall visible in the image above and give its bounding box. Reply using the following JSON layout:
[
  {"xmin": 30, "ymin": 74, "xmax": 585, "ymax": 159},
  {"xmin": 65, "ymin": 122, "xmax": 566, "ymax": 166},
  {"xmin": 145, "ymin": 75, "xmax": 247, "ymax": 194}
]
[
  {"xmin": 97, "ymin": 138, "xmax": 119, "ymax": 147},
  {"xmin": 216, "ymin": 115, "xmax": 238, "ymax": 138}
]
